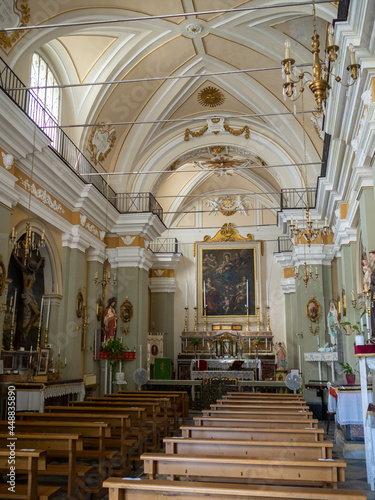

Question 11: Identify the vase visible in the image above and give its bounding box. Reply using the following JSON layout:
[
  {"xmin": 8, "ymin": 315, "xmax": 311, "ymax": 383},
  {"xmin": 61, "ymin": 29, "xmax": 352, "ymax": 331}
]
[
  {"xmin": 346, "ymin": 374, "xmax": 356, "ymax": 385},
  {"xmin": 355, "ymin": 335, "xmax": 365, "ymax": 346}
]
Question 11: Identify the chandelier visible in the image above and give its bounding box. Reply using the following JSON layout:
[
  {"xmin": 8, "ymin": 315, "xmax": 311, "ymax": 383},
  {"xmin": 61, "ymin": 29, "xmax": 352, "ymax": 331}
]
[
  {"xmin": 281, "ymin": 2, "xmax": 360, "ymax": 112},
  {"xmin": 94, "ymin": 268, "xmax": 117, "ymax": 288},
  {"xmin": 294, "ymin": 262, "xmax": 319, "ymax": 288},
  {"xmin": 290, "ymin": 208, "xmax": 329, "ymax": 247},
  {"xmin": 9, "ymin": 222, "xmax": 45, "ymax": 261}
]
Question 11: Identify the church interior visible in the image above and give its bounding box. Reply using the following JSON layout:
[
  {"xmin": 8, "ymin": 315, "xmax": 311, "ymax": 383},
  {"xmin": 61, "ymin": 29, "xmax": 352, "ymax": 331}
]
[{"xmin": 1, "ymin": 0, "xmax": 375, "ymax": 498}]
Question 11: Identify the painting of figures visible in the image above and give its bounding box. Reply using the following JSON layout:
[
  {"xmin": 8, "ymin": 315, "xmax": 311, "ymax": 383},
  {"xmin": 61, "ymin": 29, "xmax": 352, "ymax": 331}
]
[{"xmin": 200, "ymin": 246, "xmax": 256, "ymax": 317}]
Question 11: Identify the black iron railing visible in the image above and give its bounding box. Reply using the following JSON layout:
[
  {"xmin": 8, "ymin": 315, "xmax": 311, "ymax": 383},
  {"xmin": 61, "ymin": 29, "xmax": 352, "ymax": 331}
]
[
  {"xmin": 148, "ymin": 238, "xmax": 179, "ymax": 253},
  {"xmin": 0, "ymin": 58, "xmax": 163, "ymax": 221},
  {"xmin": 276, "ymin": 236, "xmax": 293, "ymax": 253},
  {"xmin": 280, "ymin": 188, "xmax": 316, "ymax": 210}
]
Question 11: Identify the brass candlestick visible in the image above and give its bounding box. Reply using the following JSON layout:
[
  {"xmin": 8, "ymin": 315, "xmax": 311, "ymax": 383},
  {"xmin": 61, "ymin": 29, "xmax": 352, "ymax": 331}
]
[
  {"xmin": 266, "ymin": 306, "xmax": 270, "ymax": 331},
  {"xmin": 184, "ymin": 307, "xmax": 188, "ymax": 332},
  {"xmin": 194, "ymin": 307, "xmax": 198, "ymax": 331},
  {"xmin": 44, "ymin": 327, "xmax": 49, "ymax": 347},
  {"xmin": 256, "ymin": 306, "xmax": 260, "ymax": 331},
  {"xmin": 246, "ymin": 305, "xmax": 250, "ymax": 331},
  {"xmin": 36, "ymin": 325, "xmax": 42, "ymax": 349},
  {"xmin": 9, "ymin": 323, "xmax": 14, "ymax": 351},
  {"xmin": 204, "ymin": 306, "xmax": 207, "ymax": 332}
]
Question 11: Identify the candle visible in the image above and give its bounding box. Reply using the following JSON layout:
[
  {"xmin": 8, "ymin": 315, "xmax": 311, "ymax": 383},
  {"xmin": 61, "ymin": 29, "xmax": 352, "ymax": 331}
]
[
  {"xmin": 351, "ymin": 290, "xmax": 355, "ymax": 301},
  {"xmin": 30, "ymin": 345, "xmax": 32, "ymax": 352},
  {"xmin": 317, "ymin": 336, "xmax": 320, "ymax": 346},
  {"xmin": 29, "ymin": 355, "xmax": 32, "ymax": 363},
  {"xmin": 185, "ymin": 282, "xmax": 188, "ymax": 307},
  {"xmin": 256, "ymin": 281, "xmax": 259, "ymax": 306},
  {"xmin": 46, "ymin": 299, "xmax": 51, "ymax": 329},
  {"xmin": 59, "ymin": 348, "xmax": 61, "ymax": 355},
  {"xmin": 65, "ymin": 358, "xmax": 67, "ymax": 365},
  {"xmin": 203, "ymin": 281, "xmax": 206, "ymax": 307},
  {"xmin": 195, "ymin": 286, "xmax": 197, "ymax": 308},
  {"xmin": 349, "ymin": 44, "xmax": 356, "ymax": 65},
  {"xmin": 246, "ymin": 280, "xmax": 249, "ymax": 307},
  {"xmin": 39, "ymin": 297, "xmax": 44, "ymax": 328},
  {"xmin": 266, "ymin": 281, "xmax": 269, "ymax": 306},
  {"xmin": 12, "ymin": 289, "xmax": 17, "ymax": 323},
  {"xmin": 328, "ymin": 25, "xmax": 334, "ymax": 46},
  {"xmin": 298, "ymin": 344, "xmax": 302, "ymax": 373},
  {"xmin": 284, "ymin": 40, "xmax": 290, "ymax": 59},
  {"xmin": 361, "ymin": 315, "xmax": 364, "ymax": 333}
]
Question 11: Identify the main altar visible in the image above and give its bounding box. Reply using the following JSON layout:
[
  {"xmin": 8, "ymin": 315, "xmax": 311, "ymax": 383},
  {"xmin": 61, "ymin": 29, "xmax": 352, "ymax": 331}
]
[{"xmin": 178, "ymin": 324, "xmax": 275, "ymax": 381}]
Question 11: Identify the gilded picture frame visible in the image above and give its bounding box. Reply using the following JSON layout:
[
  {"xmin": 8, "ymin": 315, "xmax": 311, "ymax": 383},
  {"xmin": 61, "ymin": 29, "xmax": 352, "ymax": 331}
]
[
  {"xmin": 96, "ymin": 297, "xmax": 103, "ymax": 321},
  {"xmin": 0, "ymin": 254, "xmax": 6, "ymax": 297},
  {"xmin": 37, "ymin": 348, "xmax": 50, "ymax": 375},
  {"xmin": 306, "ymin": 296, "xmax": 321, "ymax": 322},
  {"xmin": 76, "ymin": 290, "xmax": 84, "ymax": 318},
  {"xmin": 342, "ymin": 288, "xmax": 347, "ymax": 317},
  {"xmin": 197, "ymin": 239, "xmax": 261, "ymax": 319},
  {"xmin": 120, "ymin": 298, "xmax": 133, "ymax": 323}
]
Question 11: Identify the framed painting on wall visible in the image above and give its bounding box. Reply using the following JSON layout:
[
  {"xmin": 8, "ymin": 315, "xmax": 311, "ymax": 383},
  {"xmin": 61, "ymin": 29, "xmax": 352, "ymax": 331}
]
[{"xmin": 197, "ymin": 238, "xmax": 261, "ymax": 319}]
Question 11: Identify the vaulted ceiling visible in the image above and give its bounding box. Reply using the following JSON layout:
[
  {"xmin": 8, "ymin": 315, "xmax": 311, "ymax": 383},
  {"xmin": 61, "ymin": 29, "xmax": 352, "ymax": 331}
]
[{"xmin": 4, "ymin": 0, "xmax": 339, "ymax": 231}]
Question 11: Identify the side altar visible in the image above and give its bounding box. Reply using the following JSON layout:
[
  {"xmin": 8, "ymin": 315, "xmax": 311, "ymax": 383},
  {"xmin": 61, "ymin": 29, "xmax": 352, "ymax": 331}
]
[{"xmin": 178, "ymin": 325, "xmax": 275, "ymax": 380}]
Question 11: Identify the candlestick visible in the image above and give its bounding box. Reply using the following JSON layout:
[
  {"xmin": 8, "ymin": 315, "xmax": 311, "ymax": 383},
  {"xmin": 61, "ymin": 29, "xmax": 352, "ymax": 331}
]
[
  {"xmin": 9, "ymin": 323, "xmax": 14, "ymax": 351},
  {"xmin": 194, "ymin": 307, "xmax": 198, "ymax": 331},
  {"xmin": 266, "ymin": 281, "xmax": 269, "ymax": 306},
  {"xmin": 36, "ymin": 326, "xmax": 42, "ymax": 349},
  {"xmin": 39, "ymin": 297, "xmax": 44, "ymax": 328},
  {"xmin": 184, "ymin": 307, "xmax": 188, "ymax": 332},
  {"xmin": 203, "ymin": 306, "xmax": 207, "ymax": 332},
  {"xmin": 246, "ymin": 305, "xmax": 250, "ymax": 331},
  {"xmin": 203, "ymin": 281, "xmax": 206, "ymax": 308},
  {"xmin": 44, "ymin": 327, "xmax": 48, "ymax": 347},
  {"xmin": 256, "ymin": 306, "xmax": 260, "ymax": 331},
  {"xmin": 246, "ymin": 280, "xmax": 249, "ymax": 308},
  {"xmin": 266, "ymin": 305, "xmax": 270, "ymax": 331},
  {"xmin": 256, "ymin": 281, "xmax": 259, "ymax": 307},
  {"xmin": 195, "ymin": 286, "xmax": 197, "ymax": 308}
]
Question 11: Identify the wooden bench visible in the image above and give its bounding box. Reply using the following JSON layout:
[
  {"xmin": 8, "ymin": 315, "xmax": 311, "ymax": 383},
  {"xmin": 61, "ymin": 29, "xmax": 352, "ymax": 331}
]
[
  {"xmin": 17, "ymin": 412, "xmax": 133, "ymax": 474},
  {"xmin": 141, "ymin": 453, "xmax": 346, "ymax": 488},
  {"xmin": 103, "ymin": 478, "xmax": 367, "ymax": 500},
  {"xmin": 45, "ymin": 405, "xmax": 149, "ymax": 457},
  {"xmin": 180, "ymin": 425, "xmax": 324, "ymax": 442},
  {"xmin": 210, "ymin": 403, "xmax": 310, "ymax": 412},
  {"xmin": 0, "ymin": 449, "xmax": 61, "ymax": 500},
  {"xmin": 217, "ymin": 399, "xmax": 308, "ymax": 407},
  {"xmin": 163, "ymin": 437, "xmax": 333, "ymax": 459},
  {"xmin": 118, "ymin": 390, "xmax": 189, "ymax": 419},
  {"xmin": 202, "ymin": 409, "xmax": 313, "ymax": 420},
  {"xmin": 226, "ymin": 392, "xmax": 304, "ymax": 399},
  {"xmin": 0, "ymin": 433, "xmax": 88, "ymax": 499},
  {"xmin": 193, "ymin": 416, "xmax": 319, "ymax": 429}
]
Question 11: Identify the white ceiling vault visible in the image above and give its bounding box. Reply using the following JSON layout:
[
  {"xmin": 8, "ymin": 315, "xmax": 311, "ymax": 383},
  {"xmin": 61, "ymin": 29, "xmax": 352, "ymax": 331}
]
[{"xmin": 4, "ymin": 0, "xmax": 340, "ymax": 232}]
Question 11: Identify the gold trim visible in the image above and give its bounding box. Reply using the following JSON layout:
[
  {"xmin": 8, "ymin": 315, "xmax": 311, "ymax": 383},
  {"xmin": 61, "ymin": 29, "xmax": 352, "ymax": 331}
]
[
  {"xmin": 120, "ymin": 298, "xmax": 133, "ymax": 323},
  {"xmin": 0, "ymin": 1, "xmax": 30, "ymax": 53},
  {"xmin": 306, "ymin": 295, "xmax": 321, "ymax": 323},
  {"xmin": 76, "ymin": 289, "xmax": 84, "ymax": 318},
  {"xmin": 203, "ymin": 223, "xmax": 253, "ymax": 243}
]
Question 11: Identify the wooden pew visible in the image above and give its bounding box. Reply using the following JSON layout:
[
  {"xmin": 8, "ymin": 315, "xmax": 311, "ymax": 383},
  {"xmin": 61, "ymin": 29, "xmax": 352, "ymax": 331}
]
[
  {"xmin": 202, "ymin": 409, "xmax": 313, "ymax": 420},
  {"xmin": 45, "ymin": 405, "xmax": 148, "ymax": 456},
  {"xmin": 0, "ymin": 449, "xmax": 61, "ymax": 500},
  {"xmin": 141, "ymin": 453, "xmax": 346, "ymax": 488},
  {"xmin": 193, "ymin": 416, "xmax": 319, "ymax": 429},
  {"xmin": 68, "ymin": 400, "xmax": 164, "ymax": 447},
  {"xmin": 209, "ymin": 403, "xmax": 310, "ymax": 412},
  {"xmin": 225, "ymin": 392, "xmax": 304, "ymax": 399},
  {"xmin": 0, "ymin": 433, "xmax": 87, "ymax": 498},
  {"xmin": 163, "ymin": 437, "xmax": 333, "ymax": 459},
  {"xmin": 103, "ymin": 478, "xmax": 367, "ymax": 500},
  {"xmin": 216, "ymin": 398, "xmax": 308, "ymax": 407},
  {"xmin": 180, "ymin": 425, "xmax": 324, "ymax": 442},
  {"xmin": 119, "ymin": 390, "xmax": 189, "ymax": 420},
  {"xmin": 17, "ymin": 412, "xmax": 133, "ymax": 473}
]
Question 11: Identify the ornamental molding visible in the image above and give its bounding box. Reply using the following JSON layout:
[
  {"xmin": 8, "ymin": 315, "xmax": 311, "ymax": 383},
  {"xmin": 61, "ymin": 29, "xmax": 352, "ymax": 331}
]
[
  {"xmin": 205, "ymin": 195, "xmax": 253, "ymax": 216},
  {"xmin": 87, "ymin": 123, "xmax": 116, "ymax": 165},
  {"xmin": 0, "ymin": 0, "xmax": 30, "ymax": 53},
  {"xmin": 1, "ymin": 152, "xmax": 14, "ymax": 170},
  {"xmin": 203, "ymin": 223, "xmax": 254, "ymax": 243},
  {"xmin": 154, "ymin": 269, "xmax": 165, "ymax": 276},
  {"xmin": 18, "ymin": 176, "xmax": 65, "ymax": 214},
  {"xmin": 186, "ymin": 23, "xmax": 203, "ymax": 35},
  {"xmin": 184, "ymin": 118, "xmax": 250, "ymax": 141},
  {"xmin": 79, "ymin": 213, "xmax": 104, "ymax": 240},
  {"xmin": 121, "ymin": 235, "xmax": 136, "ymax": 245}
]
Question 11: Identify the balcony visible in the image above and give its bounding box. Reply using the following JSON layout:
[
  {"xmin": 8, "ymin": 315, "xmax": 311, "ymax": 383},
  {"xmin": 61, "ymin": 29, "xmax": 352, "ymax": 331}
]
[
  {"xmin": 148, "ymin": 238, "xmax": 179, "ymax": 254},
  {"xmin": 280, "ymin": 188, "xmax": 316, "ymax": 210}
]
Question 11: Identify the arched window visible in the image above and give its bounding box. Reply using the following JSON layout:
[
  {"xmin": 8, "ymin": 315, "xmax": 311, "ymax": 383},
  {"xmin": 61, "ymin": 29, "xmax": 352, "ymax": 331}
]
[{"xmin": 29, "ymin": 53, "xmax": 60, "ymax": 146}]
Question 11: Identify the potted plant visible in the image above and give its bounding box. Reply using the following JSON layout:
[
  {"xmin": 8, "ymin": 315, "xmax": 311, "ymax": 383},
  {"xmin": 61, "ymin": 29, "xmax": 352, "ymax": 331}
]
[
  {"xmin": 102, "ymin": 337, "xmax": 125, "ymax": 372},
  {"xmin": 342, "ymin": 311, "xmax": 366, "ymax": 346},
  {"xmin": 338, "ymin": 362, "xmax": 358, "ymax": 385},
  {"xmin": 191, "ymin": 337, "xmax": 201, "ymax": 353}
]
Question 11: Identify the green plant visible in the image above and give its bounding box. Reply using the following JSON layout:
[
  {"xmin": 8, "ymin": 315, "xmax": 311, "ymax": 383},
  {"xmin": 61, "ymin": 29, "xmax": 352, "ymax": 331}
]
[
  {"xmin": 254, "ymin": 337, "xmax": 261, "ymax": 345},
  {"xmin": 102, "ymin": 337, "xmax": 125, "ymax": 371},
  {"xmin": 191, "ymin": 337, "xmax": 201, "ymax": 348},
  {"xmin": 342, "ymin": 311, "xmax": 366, "ymax": 335},
  {"xmin": 338, "ymin": 362, "xmax": 358, "ymax": 376}
]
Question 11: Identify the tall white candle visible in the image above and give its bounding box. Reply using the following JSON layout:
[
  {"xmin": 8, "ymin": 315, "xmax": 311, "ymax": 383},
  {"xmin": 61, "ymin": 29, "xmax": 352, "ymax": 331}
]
[
  {"xmin": 46, "ymin": 299, "xmax": 51, "ymax": 329},
  {"xmin": 246, "ymin": 280, "xmax": 249, "ymax": 307},
  {"xmin": 203, "ymin": 281, "xmax": 206, "ymax": 307},
  {"xmin": 39, "ymin": 297, "xmax": 44, "ymax": 328},
  {"xmin": 256, "ymin": 281, "xmax": 259, "ymax": 306},
  {"xmin": 298, "ymin": 344, "xmax": 302, "ymax": 373},
  {"xmin": 266, "ymin": 281, "xmax": 269, "ymax": 306},
  {"xmin": 12, "ymin": 289, "xmax": 17, "ymax": 323},
  {"xmin": 185, "ymin": 282, "xmax": 188, "ymax": 307},
  {"xmin": 195, "ymin": 286, "xmax": 197, "ymax": 308}
]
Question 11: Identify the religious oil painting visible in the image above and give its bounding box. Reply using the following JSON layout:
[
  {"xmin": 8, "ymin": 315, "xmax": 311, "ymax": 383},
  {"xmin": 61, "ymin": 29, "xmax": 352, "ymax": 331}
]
[{"xmin": 199, "ymin": 244, "xmax": 257, "ymax": 318}]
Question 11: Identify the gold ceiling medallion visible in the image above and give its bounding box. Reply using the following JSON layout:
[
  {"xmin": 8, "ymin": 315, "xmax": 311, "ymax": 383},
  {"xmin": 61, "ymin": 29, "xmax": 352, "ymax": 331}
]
[
  {"xmin": 195, "ymin": 147, "xmax": 252, "ymax": 176},
  {"xmin": 0, "ymin": 1, "xmax": 30, "ymax": 53},
  {"xmin": 87, "ymin": 123, "xmax": 116, "ymax": 165},
  {"xmin": 197, "ymin": 86, "xmax": 225, "ymax": 107}
]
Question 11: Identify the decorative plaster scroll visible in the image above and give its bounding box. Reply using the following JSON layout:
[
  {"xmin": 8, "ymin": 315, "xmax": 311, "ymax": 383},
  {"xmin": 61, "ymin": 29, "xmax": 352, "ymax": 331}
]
[
  {"xmin": 19, "ymin": 176, "xmax": 65, "ymax": 214},
  {"xmin": 351, "ymin": 88, "xmax": 372, "ymax": 153},
  {"xmin": 79, "ymin": 213, "xmax": 104, "ymax": 240},
  {"xmin": 0, "ymin": 0, "xmax": 30, "ymax": 53},
  {"xmin": 80, "ymin": 214, "xmax": 87, "ymax": 226},
  {"xmin": 1, "ymin": 152, "xmax": 14, "ymax": 170},
  {"xmin": 154, "ymin": 269, "xmax": 165, "ymax": 276},
  {"xmin": 204, "ymin": 223, "xmax": 253, "ymax": 243},
  {"xmin": 185, "ymin": 119, "xmax": 250, "ymax": 141},
  {"xmin": 205, "ymin": 195, "xmax": 253, "ymax": 216},
  {"xmin": 87, "ymin": 123, "xmax": 116, "ymax": 165},
  {"xmin": 122, "ymin": 236, "xmax": 136, "ymax": 245}
]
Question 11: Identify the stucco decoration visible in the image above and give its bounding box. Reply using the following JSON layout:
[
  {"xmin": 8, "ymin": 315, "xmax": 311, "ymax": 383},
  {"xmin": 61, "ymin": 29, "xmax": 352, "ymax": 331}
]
[
  {"xmin": 87, "ymin": 123, "xmax": 116, "ymax": 165},
  {"xmin": 0, "ymin": 0, "xmax": 30, "ymax": 53}
]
